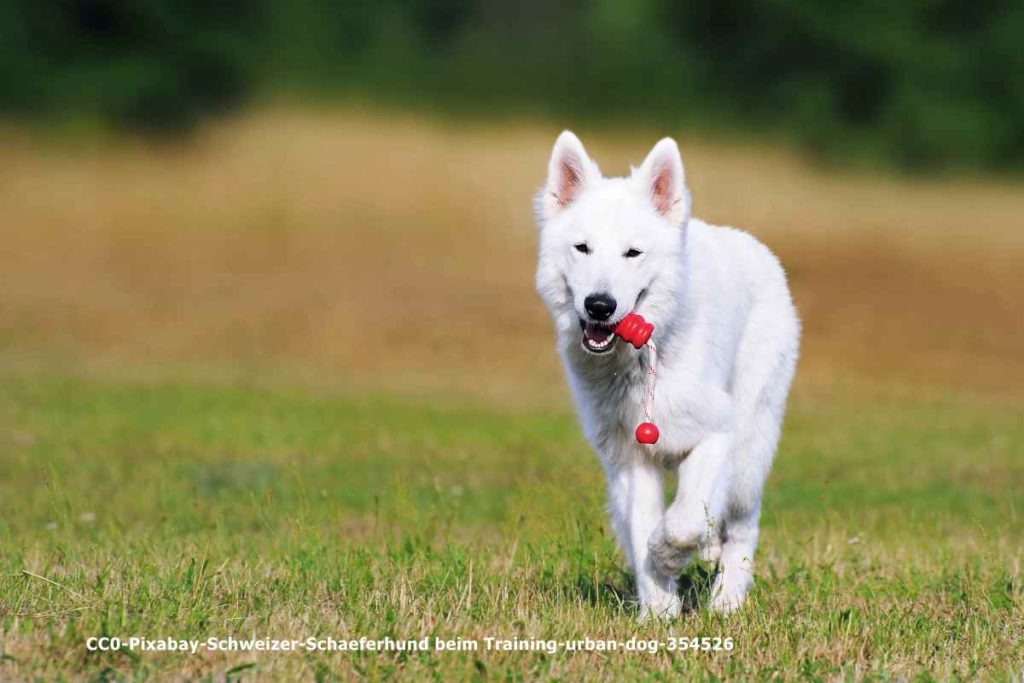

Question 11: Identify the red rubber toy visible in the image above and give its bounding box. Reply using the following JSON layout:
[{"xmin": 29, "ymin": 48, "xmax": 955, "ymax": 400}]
[
  {"xmin": 614, "ymin": 312, "xmax": 660, "ymax": 445},
  {"xmin": 614, "ymin": 312, "xmax": 654, "ymax": 349},
  {"xmin": 635, "ymin": 422, "xmax": 660, "ymax": 444}
]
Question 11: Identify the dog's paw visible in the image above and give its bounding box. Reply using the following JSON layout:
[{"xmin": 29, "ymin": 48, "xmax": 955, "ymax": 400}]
[
  {"xmin": 647, "ymin": 519, "xmax": 699, "ymax": 576},
  {"xmin": 708, "ymin": 572, "xmax": 752, "ymax": 615},
  {"xmin": 708, "ymin": 590, "xmax": 745, "ymax": 615},
  {"xmin": 637, "ymin": 593, "xmax": 682, "ymax": 622}
]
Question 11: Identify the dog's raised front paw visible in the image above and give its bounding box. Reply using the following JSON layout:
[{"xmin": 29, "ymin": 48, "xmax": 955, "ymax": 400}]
[{"xmin": 647, "ymin": 519, "xmax": 698, "ymax": 576}]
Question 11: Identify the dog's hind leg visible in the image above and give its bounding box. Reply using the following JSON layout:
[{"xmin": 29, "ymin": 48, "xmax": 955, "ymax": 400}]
[
  {"xmin": 709, "ymin": 412, "xmax": 772, "ymax": 614},
  {"xmin": 709, "ymin": 505, "xmax": 760, "ymax": 613},
  {"xmin": 711, "ymin": 301, "xmax": 799, "ymax": 614},
  {"xmin": 606, "ymin": 461, "xmax": 681, "ymax": 620},
  {"xmin": 710, "ymin": 406, "xmax": 777, "ymax": 614}
]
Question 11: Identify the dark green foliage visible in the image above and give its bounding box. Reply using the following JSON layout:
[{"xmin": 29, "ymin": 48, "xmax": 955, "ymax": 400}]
[
  {"xmin": 1, "ymin": 0, "xmax": 262, "ymax": 133},
  {"xmin": 3, "ymin": 0, "xmax": 1022, "ymax": 169}
]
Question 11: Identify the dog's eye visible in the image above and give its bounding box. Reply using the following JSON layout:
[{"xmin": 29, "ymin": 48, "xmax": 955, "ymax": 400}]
[
  {"xmin": 624, "ymin": 248, "xmax": 643, "ymax": 258},
  {"xmin": 573, "ymin": 243, "xmax": 591, "ymax": 254}
]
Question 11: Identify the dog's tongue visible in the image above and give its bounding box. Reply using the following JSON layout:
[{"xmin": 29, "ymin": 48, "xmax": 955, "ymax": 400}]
[{"xmin": 584, "ymin": 323, "xmax": 614, "ymax": 344}]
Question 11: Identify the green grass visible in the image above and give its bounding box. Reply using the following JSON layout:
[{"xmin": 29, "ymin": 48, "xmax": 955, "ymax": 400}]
[{"xmin": 1, "ymin": 373, "xmax": 1022, "ymax": 680}]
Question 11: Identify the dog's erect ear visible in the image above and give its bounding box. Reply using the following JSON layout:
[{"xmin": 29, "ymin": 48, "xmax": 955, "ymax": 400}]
[
  {"xmin": 635, "ymin": 138, "xmax": 690, "ymax": 226},
  {"xmin": 539, "ymin": 131, "xmax": 599, "ymax": 221}
]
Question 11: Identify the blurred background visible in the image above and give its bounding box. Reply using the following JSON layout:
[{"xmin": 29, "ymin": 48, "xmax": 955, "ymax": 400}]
[
  {"xmin": 5, "ymin": 0, "xmax": 1024, "ymax": 168},
  {"xmin": 2, "ymin": 0, "xmax": 1023, "ymax": 401}
]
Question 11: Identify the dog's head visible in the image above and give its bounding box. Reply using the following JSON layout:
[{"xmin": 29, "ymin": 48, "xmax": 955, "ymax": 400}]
[{"xmin": 534, "ymin": 132, "xmax": 691, "ymax": 355}]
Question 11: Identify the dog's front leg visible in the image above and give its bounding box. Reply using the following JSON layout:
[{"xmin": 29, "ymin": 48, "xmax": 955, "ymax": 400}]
[
  {"xmin": 607, "ymin": 460, "xmax": 681, "ymax": 620},
  {"xmin": 648, "ymin": 432, "xmax": 733, "ymax": 576}
]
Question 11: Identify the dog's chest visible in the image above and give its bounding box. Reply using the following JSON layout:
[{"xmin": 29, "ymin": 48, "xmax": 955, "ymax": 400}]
[
  {"xmin": 584, "ymin": 361, "xmax": 645, "ymax": 423},
  {"xmin": 571, "ymin": 355, "xmax": 711, "ymax": 464}
]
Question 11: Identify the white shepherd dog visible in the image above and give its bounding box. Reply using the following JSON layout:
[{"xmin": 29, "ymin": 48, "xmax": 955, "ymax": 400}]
[{"xmin": 534, "ymin": 132, "xmax": 800, "ymax": 618}]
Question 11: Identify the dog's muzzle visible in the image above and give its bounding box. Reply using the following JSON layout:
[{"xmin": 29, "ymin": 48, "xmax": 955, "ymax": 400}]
[{"xmin": 579, "ymin": 318, "xmax": 617, "ymax": 353}]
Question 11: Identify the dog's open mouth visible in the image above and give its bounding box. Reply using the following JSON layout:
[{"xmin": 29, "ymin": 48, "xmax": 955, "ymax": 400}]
[{"xmin": 579, "ymin": 319, "xmax": 617, "ymax": 354}]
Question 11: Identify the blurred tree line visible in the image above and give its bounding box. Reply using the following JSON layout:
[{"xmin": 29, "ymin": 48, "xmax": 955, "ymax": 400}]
[{"xmin": 3, "ymin": 0, "xmax": 1023, "ymax": 170}]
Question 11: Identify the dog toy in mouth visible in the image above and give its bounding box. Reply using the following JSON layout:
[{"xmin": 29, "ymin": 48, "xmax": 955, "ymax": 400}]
[
  {"xmin": 613, "ymin": 312, "xmax": 660, "ymax": 445},
  {"xmin": 614, "ymin": 312, "xmax": 654, "ymax": 349}
]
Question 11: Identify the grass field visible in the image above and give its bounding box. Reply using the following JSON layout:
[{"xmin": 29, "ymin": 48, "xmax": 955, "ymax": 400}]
[
  {"xmin": 2, "ymin": 376, "xmax": 1022, "ymax": 679},
  {"xmin": 1, "ymin": 107, "xmax": 1023, "ymax": 680}
]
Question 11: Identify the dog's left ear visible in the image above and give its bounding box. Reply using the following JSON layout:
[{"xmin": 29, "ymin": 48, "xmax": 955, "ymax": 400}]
[
  {"xmin": 538, "ymin": 131, "xmax": 600, "ymax": 224},
  {"xmin": 635, "ymin": 138, "xmax": 690, "ymax": 226}
]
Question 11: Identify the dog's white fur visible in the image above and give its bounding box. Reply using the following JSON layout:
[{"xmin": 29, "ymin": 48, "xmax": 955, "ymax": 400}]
[{"xmin": 535, "ymin": 132, "xmax": 800, "ymax": 618}]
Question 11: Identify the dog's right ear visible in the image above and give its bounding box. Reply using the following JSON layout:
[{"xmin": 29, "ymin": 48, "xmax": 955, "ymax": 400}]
[
  {"xmin": 635, "ymin": 137, "xmax": 690, "ymax": 227},
  {"xmin": 538, "ymin": 131, "xmax": 599, "ymax": 223}
]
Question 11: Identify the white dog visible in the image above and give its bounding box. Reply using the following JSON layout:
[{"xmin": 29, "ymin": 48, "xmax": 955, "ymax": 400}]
[{"xmin": 534, "ymin": 132, "xmax": 800, "ymax": 618}]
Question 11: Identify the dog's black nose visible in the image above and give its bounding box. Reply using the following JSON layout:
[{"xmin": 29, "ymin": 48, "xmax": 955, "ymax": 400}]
[{"xmin": 584, "ymin": 293, "xmax": 617, "ymax": 321}]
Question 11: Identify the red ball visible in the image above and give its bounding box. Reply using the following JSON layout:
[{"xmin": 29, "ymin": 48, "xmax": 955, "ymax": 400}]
[{"xmin": 635, "ymin": 422, "xmax": 660, "ymax": 444}]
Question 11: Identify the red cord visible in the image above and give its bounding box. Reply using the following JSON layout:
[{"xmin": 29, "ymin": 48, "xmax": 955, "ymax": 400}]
[{"xmin": 614, "ymin": 313, "xmax": 660, "ymax": 444}]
